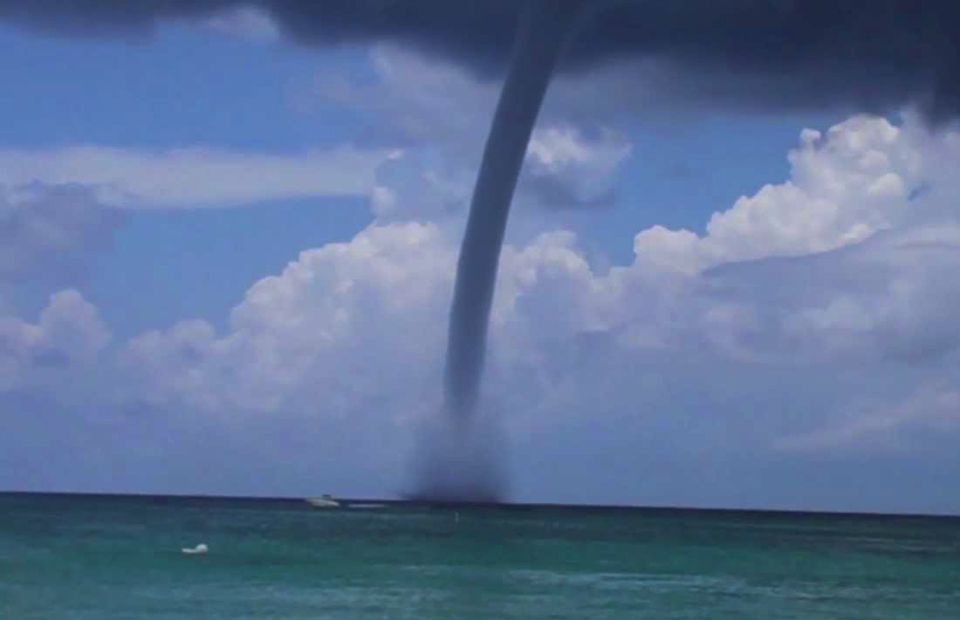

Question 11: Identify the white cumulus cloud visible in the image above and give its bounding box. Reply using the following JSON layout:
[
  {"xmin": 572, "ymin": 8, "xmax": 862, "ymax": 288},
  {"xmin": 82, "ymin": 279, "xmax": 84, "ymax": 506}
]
[
  {"xmin": 0, "ymin": 290, "xmax": 109, "ymax": 392},
  {"xmin": 632, "ymin": 115, "xmax": 926, "ymax": 273},
  {"xmin": 116, "ymin": 114, "xmax": 960, "ymax": 445}
]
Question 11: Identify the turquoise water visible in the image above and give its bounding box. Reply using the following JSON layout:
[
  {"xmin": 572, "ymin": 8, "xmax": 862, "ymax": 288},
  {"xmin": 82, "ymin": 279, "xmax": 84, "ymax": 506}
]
[{"xmin": 1, "ymin": 494, "xmax": 958, "ymax": 619}]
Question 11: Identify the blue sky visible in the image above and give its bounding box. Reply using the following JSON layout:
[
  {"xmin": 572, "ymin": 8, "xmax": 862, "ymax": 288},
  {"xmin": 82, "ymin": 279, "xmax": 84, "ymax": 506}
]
[
  {"xmin": 2, "ymin": 7, "xmax": 958, "ymax": 513},
  {"xmin": 1, "ymin": 21, "xmax": 840, "ymax": 330}
]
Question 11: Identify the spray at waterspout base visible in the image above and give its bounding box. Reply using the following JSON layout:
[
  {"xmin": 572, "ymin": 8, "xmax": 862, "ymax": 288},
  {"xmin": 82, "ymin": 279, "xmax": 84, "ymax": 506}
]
[{"xmin": 409, "ymin": 408, "xmax": 508, "ymax": 504}]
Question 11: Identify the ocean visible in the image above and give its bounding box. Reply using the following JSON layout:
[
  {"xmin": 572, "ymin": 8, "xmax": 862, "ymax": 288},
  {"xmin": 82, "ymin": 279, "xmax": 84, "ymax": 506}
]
[{"xmin": 1, "ymin": 493, "xmax": 958, "ymax": 619}]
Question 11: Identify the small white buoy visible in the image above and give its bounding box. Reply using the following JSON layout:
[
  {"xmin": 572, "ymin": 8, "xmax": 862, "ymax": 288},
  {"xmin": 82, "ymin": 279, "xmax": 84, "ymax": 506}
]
[{"xmin": 181, "ymin": 543, "xmax": 208, "ymax": 555}]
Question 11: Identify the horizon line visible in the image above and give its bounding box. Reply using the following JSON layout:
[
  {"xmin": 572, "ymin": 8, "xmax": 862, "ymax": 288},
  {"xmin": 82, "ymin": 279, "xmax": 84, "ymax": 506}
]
[{"xmin": 1, "ymin": 489, "xmax": 957, "ymax": 520}]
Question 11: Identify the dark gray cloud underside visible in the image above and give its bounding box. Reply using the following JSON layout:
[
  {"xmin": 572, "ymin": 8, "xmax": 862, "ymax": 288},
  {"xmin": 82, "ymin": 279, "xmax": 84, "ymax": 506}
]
[
  {"xmin": 573, "ymin": 0, "xmax": 960, "ymax": 120},
  {"xmin": 2, "ymin": 1, "xmax": 959, "ymax": 116}
]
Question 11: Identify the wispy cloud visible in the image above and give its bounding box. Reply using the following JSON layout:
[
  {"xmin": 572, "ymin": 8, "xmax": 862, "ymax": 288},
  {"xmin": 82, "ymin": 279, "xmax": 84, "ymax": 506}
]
[{"xmin": 0, "ymin": 145, "xmax": 396, "ymax": 209}]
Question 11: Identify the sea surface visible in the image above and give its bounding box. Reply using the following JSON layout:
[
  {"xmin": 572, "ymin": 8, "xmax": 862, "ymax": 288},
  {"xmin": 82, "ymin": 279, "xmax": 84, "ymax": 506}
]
[{"xmin": 1, "ymin": 493, "xmax": 958, "ymax": 619}]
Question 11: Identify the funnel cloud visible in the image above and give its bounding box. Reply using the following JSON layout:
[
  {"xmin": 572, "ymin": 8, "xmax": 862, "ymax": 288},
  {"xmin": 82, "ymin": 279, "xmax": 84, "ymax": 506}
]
[
  {"xmin": 444, "ymin": 2, "xmax": 577, "ymax": 418},
  {"xmin": 416, "ymin": 1, "xmax": 581, "ymax": 501}
]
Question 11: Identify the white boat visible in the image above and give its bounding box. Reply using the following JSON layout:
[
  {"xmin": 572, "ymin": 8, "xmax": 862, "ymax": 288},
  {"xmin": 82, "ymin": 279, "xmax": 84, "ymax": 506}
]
[{"xmin": 305, "ymin": 494, "xmax": 340, "ymax": 508}]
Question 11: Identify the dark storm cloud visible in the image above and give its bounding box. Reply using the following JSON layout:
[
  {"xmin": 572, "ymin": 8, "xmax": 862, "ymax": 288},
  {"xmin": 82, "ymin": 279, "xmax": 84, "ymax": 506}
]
[
  {"xmin": 2, "ymin": 1, "xmax": 959, "ymax": 117},
  {"xmin": 0, "ymin": 0, "xmax": 232, "ymax": 38}
]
